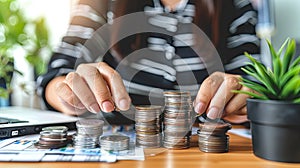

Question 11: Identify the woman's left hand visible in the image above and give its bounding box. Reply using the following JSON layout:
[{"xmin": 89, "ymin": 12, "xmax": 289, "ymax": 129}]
[{"xmin": 193, "ymin": 71, "xmax": 253, "ymax": 123}]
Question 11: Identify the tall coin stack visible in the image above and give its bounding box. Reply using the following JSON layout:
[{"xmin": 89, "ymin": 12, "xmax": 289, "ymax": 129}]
[
  {"xmin": 73, "ymin": 119, "xmax": 104, "ymax": 149},
  {"xmin": 197, "ymin": 121, "xmax": 232, "ymax": 153},
  {"xmin": 162, "ymin": 91, "xmax": 193, "ymax": 149},
  {"xmin": 135, "ymin": 105, "xmax": 162, "ymax": 148}
]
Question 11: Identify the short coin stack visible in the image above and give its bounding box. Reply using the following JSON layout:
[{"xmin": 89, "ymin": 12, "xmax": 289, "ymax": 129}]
[
  {"xmin": 100, "ymin": 135, "xmax": 130, "ymax": 151},
  {"xmin": 73, "ymin": 119, "xmax": 104, "ymax": 149},
  {"xmin": 35, "ymin": 126, "xmax": 69, "ymax": 149},
  {"xmin": 197, "ymin": 121, "xmax": 232, "ymax": 153},
  {"xmin": 135, "ymin": 105, "xmax": 162, "ymax": 148},
  {"xmin": 162, "ymin": 91, "xmax": 193, "ymax": 149}
]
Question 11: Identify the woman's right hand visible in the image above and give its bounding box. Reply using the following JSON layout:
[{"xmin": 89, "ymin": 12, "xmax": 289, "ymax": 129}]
[{"xmin": 45, "ymin": 62, "xmax": 131, "ymax": 115}]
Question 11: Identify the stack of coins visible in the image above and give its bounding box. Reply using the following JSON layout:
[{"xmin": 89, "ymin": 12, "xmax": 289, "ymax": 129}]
[
  {"xmin": 162, "ymin": 91, "xmax": 193, "ymax": 149},
  {"xmin": 73, "ymin": 119, "xmax": 104, "ymax": 149},
  {"xmin": 100, "ymin": 135, "xmax": 130, "ymax": 151},
  {"xmin": 197, "ymin": 121, "xmax": 232, "ymax": 153},
  {"xmin": 135, "ymin": 105, "xmax": 162, "ymax": 148},
  {"xmin": 35, "ymin": 126, "xmax": 69, "ymax": 149}
]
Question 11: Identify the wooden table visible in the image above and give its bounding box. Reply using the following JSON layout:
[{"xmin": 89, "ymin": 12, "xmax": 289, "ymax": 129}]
[{"xmin": 0, "ymin": 131, "xmax": 299, "ymax": 168}]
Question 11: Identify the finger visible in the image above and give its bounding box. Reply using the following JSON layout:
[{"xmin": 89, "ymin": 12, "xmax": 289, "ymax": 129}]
[
  {"xmin": 55, "ymin": 81, "xmax": 87, "ymax": 115},
  {"xmin": 223, "ymin": 105, "xmax": 247, "ymax": 117},
  {"xmin": 77, "ymin": 64, "xmax": 115, "ymax": 112},
  {"xmin": 95, "ymin": 62, "xmax": 131, "ymax": 111},
  {"xmin": 56, "ymin": 81, "xmax": 85, "ymax": 109},
  {"xmin": 238, "ymin": 106, "xmax": 247, "ymax": 116},
  {"xmin": 223, "ymin": 114, "xmax": 248, "ymax": 124},
  {"xmin": 65, "ymin": 71, "xmax": 101, "ymax": 113},
  {"xmin": 207, "ymin": 75, "xmax": 241, "ymax": 119},
  {"xmin": 224, "ymin": 85, "xmax": 252, "ymax": 116},
  {"xmin": 57, "ymin": 97, "xmax": 87, "ymax": 116},
  {"xmin": 194, "ymin": 72, "xmax": 225, "ymax": 114}
]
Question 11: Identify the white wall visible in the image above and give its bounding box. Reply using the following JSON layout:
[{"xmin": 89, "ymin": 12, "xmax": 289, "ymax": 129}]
[
  {"xmin": 20, "ymin": 0, "xmax": 73, "ymax": 47},
  {"xmin": 272, "ymin": 0, "xmax": 300, "ymax": 48}
]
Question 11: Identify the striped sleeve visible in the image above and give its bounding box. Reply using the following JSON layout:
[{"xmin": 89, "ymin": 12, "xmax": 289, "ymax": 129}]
[
  {"xmin": 37, "ymin": 0, "xmax": 110, "ymax": 110},
  {"xmin": 219, "ymin": 0, "xmax": 260, "ymax": 75}
]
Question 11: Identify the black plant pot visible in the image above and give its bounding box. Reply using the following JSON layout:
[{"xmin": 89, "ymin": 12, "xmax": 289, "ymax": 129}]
[{"xmin": 247, "ymin": 99, "xmax": 300, "ymax": 163}]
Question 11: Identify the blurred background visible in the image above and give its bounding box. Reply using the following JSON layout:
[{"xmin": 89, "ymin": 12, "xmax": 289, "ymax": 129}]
[
  {"xmin": 272, "ymin": 0, "xmax": 300, "ymax": 49},
  {"xmin": 0, "ymin": 0, "xmax": 73, "ymax": 108},
  {"xmin": 0, "ymin": 0, "xmax": 299, "ymax": 109}
]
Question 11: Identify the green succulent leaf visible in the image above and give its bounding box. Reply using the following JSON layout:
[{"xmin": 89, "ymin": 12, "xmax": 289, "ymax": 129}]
[
  {"xmin": 280, "ymin": 66, "xmax": 300, "ymax": 88},
  {"xmin": 290, "ymin": 55, "xmax": 300, "ymax": 68},
  {"xmin": 232, "ymin": 90, "xmax": 268, "ymax": 100},
  {"xmin": 277, "ymin": 38, "xmax": 290, "ymax": 57},
  {"xmin": 238, "ymin": 38, "xmax": 300, "ymax": 102},
  {"xmin": 273, "ymin": 57, "xmax": 282, "ymax": 84},
  {"xmin": 280, "ymin": 75, "xmax": 300, "ymax": 99},
  {"xmin": 293, "ymin": 98, "xmax": 300, "ymax": 103},
  {"xmin": 267, "ymin": 40, "xmax": 281, "ymax": 78},
  {"xmin": 282, "ymin": 38, "xmax": 296, "ymax": 74},
  {"xmin": 240, "ymin": 78, "xmax": 269, "ymax": 95},
  {"xmin": 244, "ymin": 52, "xmax": 278, "ymax": 95}
]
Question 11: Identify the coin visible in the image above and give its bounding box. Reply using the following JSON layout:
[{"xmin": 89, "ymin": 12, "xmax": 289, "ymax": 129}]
[
  {"xmin": 42, "ymin": 126, "xmax": 68, "ymax": 133},
  {"xmin": 162, "ymin": 90, "xmax": 193, "ymax": 149},
  {"xmin": 35, "ymin": 126, "xmax": 69, "ymax": 149},
  {"xmin": 100, "ymin": 135, "xmax": 130, "ymax": 151},
  {"xmin": 135, "ymin": 105, "xmax": 162, "ymax": 148},
  {"xmin": 197, "ymin": 120, "xmax": 232, "ymax": 153},
  {"xmin": 76, "ymin": 119, "xmax": 104, "ymax": 128},
  {"xmin": 73, "ymin": 119, "xmax": 104, "ymax": 149}
]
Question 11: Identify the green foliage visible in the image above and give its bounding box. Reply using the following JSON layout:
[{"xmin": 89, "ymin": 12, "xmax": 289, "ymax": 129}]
[
  {"xmin": 234, "ymin": 38, "xmax": 300, "ymax": 103},
  {"xmin": 0, "ymin": 0, "xmax": 52, "ymax": 98}
]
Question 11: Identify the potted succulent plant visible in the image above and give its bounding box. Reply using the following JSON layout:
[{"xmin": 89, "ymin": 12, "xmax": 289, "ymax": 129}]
[{"xmin": 234, "ymin": 38, "xmax": 300, "ymax": 163}]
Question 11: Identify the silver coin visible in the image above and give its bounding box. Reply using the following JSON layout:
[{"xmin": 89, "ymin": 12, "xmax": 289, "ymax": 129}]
[
  {"xmin": 162, "ymin": 90, "xmax": 192, "ymax": 149},
  {"xmin": 100, "ymin": 135, "xmax": 130, "ymax": 151},
  {"xmin": 76, "ymin": 119, "xmax": 104, "ymax": 128},
  {"xmin": 42, "ymin": 126, "xmax": 68, "ymax": 133},
  {"xmin": 135, "ymin": 105, "xmax": 162, "ymax": 111},
  {"xmin": 100, "ymin": 134, "xmax": 129, "ymax": 142},
  {"xmin": 77, "ymin": 128, "xmax": 103, "ymax": 135},
  {"xmin": 73, "ymin": 119, "xmax": 104, "ymax": 149},
  {"xmin": 163, "ymin": 90, "xmax": 191, "ymax": 97},
  {"xmin": 135, "ymin": 104, "xmax": 162, "ymax": 148},
  {"xmin": 35, "ymin": 126, "xmax": 69, "ymax": 149},
  {"xmin": 197, "ymin": 121, "xmax": 231, "ymax": 153}
]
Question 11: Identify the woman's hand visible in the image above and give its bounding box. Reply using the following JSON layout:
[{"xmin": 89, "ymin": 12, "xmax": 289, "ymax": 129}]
[
  {"xmin": 46, "ymin": 62, "xmax": 131, "ymax": 115},
  {"xmin": 193, "ymin": 71, "xmax": 252, "ymax": 123}
]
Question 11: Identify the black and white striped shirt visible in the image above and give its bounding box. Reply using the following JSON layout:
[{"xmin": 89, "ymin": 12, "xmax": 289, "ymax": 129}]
[{"xmin": 37, "ymin": 0, "xmax": 260, "ymax": 109}]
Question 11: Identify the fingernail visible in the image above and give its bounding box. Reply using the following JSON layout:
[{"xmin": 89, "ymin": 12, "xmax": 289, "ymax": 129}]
[
  {"xmin": 207, "ymin": 107, "xmax": 220, "ymax": 119},
  {"xmin": 194, "ymin": 102, "xmax": 205, "ymax": 113},
  {"xmin": 118, "ymin": 99, "xmax": 130, "ymax": 111},
  {"xmin": 89, "ymin": 103, "xmax": 100, "ymax": 113},
  {"xmin": 102, "ymin": 101, "xmax": 114, "ymax": 112},
  {"xmin": 76, "ymin": 102, "xmax": 85, "ymax": 109}
]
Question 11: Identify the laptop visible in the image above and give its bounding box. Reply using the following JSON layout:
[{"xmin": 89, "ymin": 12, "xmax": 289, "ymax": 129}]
[{"xmin": 0, "ymin": 106, "xmax": 79, "ymax": 138}]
